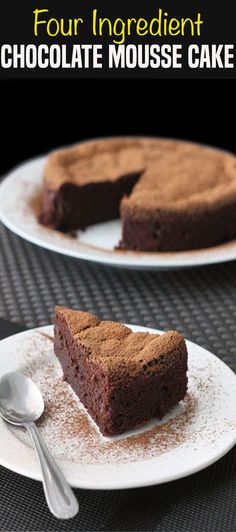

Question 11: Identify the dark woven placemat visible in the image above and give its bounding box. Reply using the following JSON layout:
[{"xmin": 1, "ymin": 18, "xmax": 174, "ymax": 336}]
[{"xmin": 0, "ymin": 222, "xmax": 235, "ymax": 532}]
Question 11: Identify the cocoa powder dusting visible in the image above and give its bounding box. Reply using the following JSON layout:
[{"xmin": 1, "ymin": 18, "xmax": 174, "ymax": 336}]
[
  {"xmin": 9, "ymin": 332, "xmax": 202, "ymax": 465},
  {"xmin": 38, "ymin": 332, "xmax": 54, "ymax": 343},
  {"xmin": 28, "ymin": 190, "xmax": 42, "ymax": 217}
]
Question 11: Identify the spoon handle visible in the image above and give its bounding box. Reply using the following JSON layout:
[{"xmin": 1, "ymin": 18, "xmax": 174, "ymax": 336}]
[{"xmin": 26, "ymin": 422, "xmax": 79, "ymax": 519}]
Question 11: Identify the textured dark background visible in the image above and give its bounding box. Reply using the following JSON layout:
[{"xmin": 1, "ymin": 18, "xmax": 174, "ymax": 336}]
[
  {"xmin": 0, "ymin": 79, "xmax": 235, "ymax": 531},
  {"xmin": 0, "ymin": 225, "xmax": 235, "ymax": 532}
]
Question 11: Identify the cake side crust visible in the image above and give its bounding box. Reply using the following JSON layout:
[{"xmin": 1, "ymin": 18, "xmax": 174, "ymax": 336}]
[{"xmin": 120, "ymin": 196, "xmax": 236, "ymax": 251}]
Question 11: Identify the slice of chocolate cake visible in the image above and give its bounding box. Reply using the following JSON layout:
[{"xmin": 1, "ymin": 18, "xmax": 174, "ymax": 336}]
[{"xmin": 54, "ymin": 306, "xmax": 188, "ymax": 436}]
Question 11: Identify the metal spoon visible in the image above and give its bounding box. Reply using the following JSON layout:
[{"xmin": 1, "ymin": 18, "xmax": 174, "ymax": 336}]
[{"xmin": 0, "ymin": 372, "xmax": 79, "ymax": 520}]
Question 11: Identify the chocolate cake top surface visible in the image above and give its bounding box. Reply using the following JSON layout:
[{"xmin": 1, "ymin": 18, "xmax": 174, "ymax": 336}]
[
  {"xmin": 44, "ymin": 137, "xmax": 169, "ymax": 190},
  {"xmin": 44, "ymin": 137, "xmax": 236, "ymax": 214},
  {"xmin": 55, "ymin": 306, "xmax": 185, "ymax": 376},
  {"xmin": 123, "ymin": 143, "xmax": 236, "ymax": 214}
]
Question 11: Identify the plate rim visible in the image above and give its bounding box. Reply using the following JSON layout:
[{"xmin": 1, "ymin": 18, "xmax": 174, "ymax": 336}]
[
  {"xmin": 0, "ymin": 323, "xmax": 235, "ymax": 490},
  {"xmin": 1, "ymin": 153, "xmax": 236, "ymax": 269}
]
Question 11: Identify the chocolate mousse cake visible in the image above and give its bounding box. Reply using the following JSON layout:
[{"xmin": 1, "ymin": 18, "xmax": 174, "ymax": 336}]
[
  {"xmin": 40, "ymin": 137, "xmax": 236, "ymax": 251},
  {"xmin": 54, "ymin": 306, "xmax": 188, "ymax": 436}
]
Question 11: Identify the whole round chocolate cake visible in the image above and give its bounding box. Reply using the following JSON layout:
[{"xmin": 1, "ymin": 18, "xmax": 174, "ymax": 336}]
[{"xmin": 40, "ymin": 137, "xmax": 236, "ymax": 251}]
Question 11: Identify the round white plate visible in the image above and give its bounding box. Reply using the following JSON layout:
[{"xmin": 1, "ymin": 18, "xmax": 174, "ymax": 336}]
[
  {"xmin": 0, "ymin": 324, "xmax": 235, "ymax": 490},
  {"xmin": 1, "ymin": 156, "xmax": 236, "ymax": 269}
]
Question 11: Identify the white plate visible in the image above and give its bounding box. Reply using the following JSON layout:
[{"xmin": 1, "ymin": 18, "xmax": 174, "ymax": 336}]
[
  {"xmin": 0, "ymin": 324, "xmax": 235, "ymax": 490},
  {"xmin": 1, "ymin": 155, "xmax": 236, "ymax": 269}
]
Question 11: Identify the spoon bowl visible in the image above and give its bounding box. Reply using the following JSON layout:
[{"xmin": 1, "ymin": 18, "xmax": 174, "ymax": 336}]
[{"xmin": 0, "ymin": 372, "xmax": 44, "ymax": 425}]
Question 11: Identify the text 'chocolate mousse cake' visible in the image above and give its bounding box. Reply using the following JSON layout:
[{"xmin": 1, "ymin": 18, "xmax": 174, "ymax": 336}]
[
  {"xmin": 54, "ymin": 306, "xmax": 188, "ymax": 436},
  {"xmin": 40, "ymin": 137, "xmax": 236, "ymax": 252}
]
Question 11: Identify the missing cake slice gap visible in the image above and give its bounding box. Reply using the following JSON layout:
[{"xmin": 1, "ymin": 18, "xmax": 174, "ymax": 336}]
[
  {"xmin": 54, "ymin": 305, "xmax": 188, "ymax": 436},
  {"xmin": 40, "ymin": 137, "xmax": 149, "ymax": 231}
]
